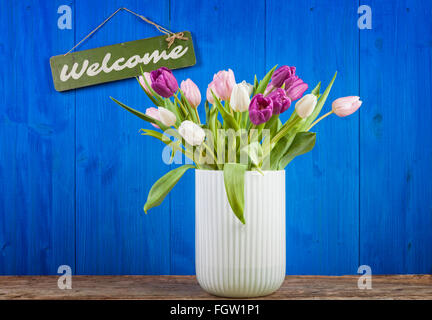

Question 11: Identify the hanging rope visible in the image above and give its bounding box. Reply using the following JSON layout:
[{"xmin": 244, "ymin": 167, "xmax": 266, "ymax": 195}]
[{"xmin": 64, "ymin": 7, "xmax": 188, "ymax": 56}]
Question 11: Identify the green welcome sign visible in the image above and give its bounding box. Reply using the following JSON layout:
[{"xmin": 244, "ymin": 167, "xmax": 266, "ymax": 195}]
[{"xmin": 50, "ymin": 31, "xmax": 196, "ymax": 92}]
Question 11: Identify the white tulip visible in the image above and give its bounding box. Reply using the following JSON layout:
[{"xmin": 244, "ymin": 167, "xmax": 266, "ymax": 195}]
[
  {"xmin": 158, "ymin": 107, "xmax": 177, "ymax": 127},
  {"xmin": 178, "ymin": 120, "xmax": 206, "ymax": 146},
  {"xmin": 240, "ymin": 80, "xmax": 253, "ymax": 96},
  {"xmin": 295, "ymin": 94, "xmax": 317, "ymax": 118},
  {"xmin": 230, "ymin": 82, "xmax": 252, "ymax": 112}
]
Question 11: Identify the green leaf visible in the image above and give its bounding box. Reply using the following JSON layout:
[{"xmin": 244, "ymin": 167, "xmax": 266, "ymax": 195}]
[
  {"xmin": 241, "ymin": 141, "xmax": 263, "ymax": 169},
  {"xmin": 204, "ymin": 100, "xmax": 210, "ymax": 124},
  {"xmin": 311, "ymin": 82, "xmax": 321, "ymax": 97},
  {"xmin": 110, "ymin": 96, "xmax": 169, "ymax": 130},
  {"xmin": 136, "ymin": 77, "xmax": 160, "ymax": 106},
  {"xmin": 278, "ymin": 132, "xmax": 316, "ymax": 169},
  {"xmin": 264, "ymin": 114, "xmax": 280, "ymax": 138},
  {"xmin": 140, "ymin": 129, "xmax": 184, "ymax": 161},
  {"xmin": 223, "ymin": 163, "xmax": 247, "ymax": 224},
  {"xmin": 255, "ymin": 65, "xmax": 277, "ymax": 95},
  {"xmin": 179, "ymin": 89, "xmax": 198, "ymax": 123},
  {"xmin": 252, "ymin": 74, "xmax": 259, "ymax": 95},
  {"xmin": 303, "ymin": 72, "xmax": 337, "ymax": 130},
  {"xmin": 269, "ymin": 135, "xmax": 295, "ymax": 170},
  {"xmin": 143, "ymin": 165, "xmax": 195, "ymax": 214},
  {"xmin": 211, "ymin": 91, "xmax": 239, "ymax": 131}
]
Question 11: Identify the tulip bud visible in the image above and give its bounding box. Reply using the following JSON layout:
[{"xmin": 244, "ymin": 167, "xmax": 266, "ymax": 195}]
[
  {"xmin": 206, "ymin": 86, "xmax": 216, "ymax": 104},
  {"xmin": 267, "ymin": 88, "xmax": 291, "ymax": 114},
  {"xmin": 332, "ymin": 96, "xmax": 362, "ymax": 117},
  {"xmin": 145, "ymin": 107, "xmax": 160, "ymax": 129},
  {"xmin": 150, "ymin": 67, "xmax": 179, "ymax": 98},
  {"xmin": 271, "ymin": 66, "xmax": 296, "ymax": 88},
  {"xmin": 206, "ymin": 69, "xmax": 236, "ymax": 101},
  {"xmin": 295, "ymin": 94, "xmax": 317, "ymax": 118},
  {"xmin": 249, "ymin": 94, "xmax": 274, "ymax": 125},
  {"xmin": 285, "ymin": 76, "xmax": 308, "ymax": 101},
  {"xmin": 240, "ymin": 80, "xmax": 253, "ymax": 96},
  {"xmin": 158, "ymin": 107, "xmax": 177, "ymax": 127},
  {"xmin": 178, "ymin": 120, "xmax": 206, "ymax": 146},
  {"xmin": 181, "ymin": 79, "xmax": 201, "ymax": 108},
  {"xmin": 230, "ymin": 82, "xmax": 252, "ymax": 112},
  {"xmin": 138, "ymin": 72, "xmax": 152, "ymax": 94}
]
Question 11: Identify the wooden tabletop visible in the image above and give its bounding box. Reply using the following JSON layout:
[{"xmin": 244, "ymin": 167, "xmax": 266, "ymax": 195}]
[{"xmin": 0, "ymin": 275, "xmax": 431, "ymax": 300}]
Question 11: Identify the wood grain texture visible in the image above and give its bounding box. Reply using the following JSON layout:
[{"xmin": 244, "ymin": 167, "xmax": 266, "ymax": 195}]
[
  {"xmin": 0, "ymin": 275, "xmax": 431, "ymax": 300},
  {"xmin": 0, "ymin": 0, "xmax": 431, "ymax": 276},
  {"xmin": 266, "ymin": 0, "xmax": 360, "ymax": 275},
  {"xmin": 359, "ymin": 0, "xmax": 432, "ymax": 273},
  {"xmin": 75, "ymin": 0, "xmax": 171, "ymax": 274},
  {"xmin": 0, "ymin": 0, "xmax": 75, "ymax": 274}
]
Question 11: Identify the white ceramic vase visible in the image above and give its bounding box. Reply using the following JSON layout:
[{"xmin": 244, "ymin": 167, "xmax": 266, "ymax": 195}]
[{"xmin": 195, "ymin": 169, "xmax": 286, "ymax": 298}]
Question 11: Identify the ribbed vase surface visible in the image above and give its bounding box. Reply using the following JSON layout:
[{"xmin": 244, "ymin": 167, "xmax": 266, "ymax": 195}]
[{"xmin": 195, "ymin": 169, "xmax": 286, "ymax": 298}]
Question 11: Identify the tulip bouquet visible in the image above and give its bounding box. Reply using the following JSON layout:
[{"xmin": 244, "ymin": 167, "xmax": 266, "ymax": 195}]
[{"xmin": 111, "ymin": 65, "xmax": 361, "ymax": 223}]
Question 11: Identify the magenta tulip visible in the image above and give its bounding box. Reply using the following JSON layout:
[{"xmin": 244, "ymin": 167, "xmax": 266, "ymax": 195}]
[
  {"xmin": 332, "ymin": 96, "xmax": 362, "ymax": 117},
  {"xmin": 284, "ymin": 76, "xmax": 308, "ymax": 101},
  {"xmin": 181, "ymin": 79, "xmax": 201, "ymax": 108},
  {"xmin": 150, "ymin": 67, "xmax": 179, "ymax": 98},
  {"xmin": 249, "ymin": 94, "xmax": 273, "ymax": 125},
  {"xmin": 271, "ymin": 65, "xmax": 296, "ymax": 88},
  {"xmin": 267, "ymin": 88, "xmax": 291, "ymax": 114}
]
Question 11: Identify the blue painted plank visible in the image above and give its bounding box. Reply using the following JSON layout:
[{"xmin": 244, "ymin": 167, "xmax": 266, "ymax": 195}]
[
  {"xmin": 266, "ymin": 0, "xmax": 360, "ymax": 275},
  {"xmin": 75, "ymin": 1, "xmax": 171, "ymax": 274},
  {"xmin": 1, "ymin": 0, "xmax": 431, "ymax": 276},
  {"xmin": 169, "ymin": 0, "xmax": 267, "ymax": 274},
  {"xmin": 360, "ymin": 0, "xmax": 432, "ymax": 274},
  {"xmin": 0, "ymin": 1, "xmax": 75, "ymax": 274}
]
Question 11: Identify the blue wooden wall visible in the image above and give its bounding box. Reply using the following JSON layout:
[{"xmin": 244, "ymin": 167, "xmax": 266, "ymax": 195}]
[{"xmin": 0, "ymin": 0, "xmax": 431, "ymax": 275}]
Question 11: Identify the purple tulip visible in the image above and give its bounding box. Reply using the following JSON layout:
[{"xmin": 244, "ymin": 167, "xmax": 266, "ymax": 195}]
[
  {"xmin": 267, "ymin": 88, "xmax": 291, "ymax": 114},
  {"xmin": 284, "ymin": 75, "xmax": 308, "ymax": 101},
  {"xmin": 249, "ymin": 94, "xmax": 273, "ymax": 125},
  {"xmin": 150, "ymin": 67, "xmax": 179, "ymax": 98},
  {"xmin": 271, "ymin": 65, "xmax": 296, "ymax": 88}
]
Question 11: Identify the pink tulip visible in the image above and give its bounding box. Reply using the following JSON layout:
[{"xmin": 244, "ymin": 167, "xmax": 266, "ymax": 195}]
[
  {"xmin": 206, "ymin": 86, "xmax": 216, "ymax": 104},
  {"xmin": 145, "ymin": 107, "xmax": 160, "ymax": 128},
  {"xmin": 332, "ymin": 96, "xmax": 362, "ymax": 117},
  {"xmin": 138, "ymin": 72, "xmax": 152, "ymax": 94},
  {"xmin": 206, "ymin": 69, "xmax": 236, "ymax": 102},
  {"xmin": 181, "ymin": 79, "xmax": 201, "ymax": 108}
]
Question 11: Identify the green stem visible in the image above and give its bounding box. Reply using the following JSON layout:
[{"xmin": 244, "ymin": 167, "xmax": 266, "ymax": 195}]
[
  {"xmin": 202, "ymin": 141, "xmax": 221, "ymax": 170},
  {"xmin": 240, "ymin": 112, "xmax": 248, "ymax": 129},
  {"xmin": 249, "ymin": 124, "xmax": 257, "ymax": 142},
  {"xmin": 173, "ymin": 93, "xmax": 190, "ymax": 120},
  {"xmin": 307, "ymin": 110, "xmax": 334, "ymax": 131},
  {"xmin": 194, "ymin": 108, "xmax": 201, "ymax": 124},
  {"xmin": 270, "ymin": 116, "xmax": 301, "ymax": 147}
]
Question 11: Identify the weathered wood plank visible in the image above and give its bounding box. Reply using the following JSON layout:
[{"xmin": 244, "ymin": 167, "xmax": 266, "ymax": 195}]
[
  {"xmin": 0, "ymin": 275, "xmax": 431, "ymax": 300},
  {"xmin": 266, "ymin": 0, "xmax": 359, "ymax": 275},
  {"xmin": 359, "ymin": 0, "xmax": 432, "ymax": 273},
  {"xmin": 75, "ymin": 0, "xmax": 171, "ymax": 274},
  {"xmin": 0, "ymin": 0, "xmax": 75, "ymax": 275}
]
